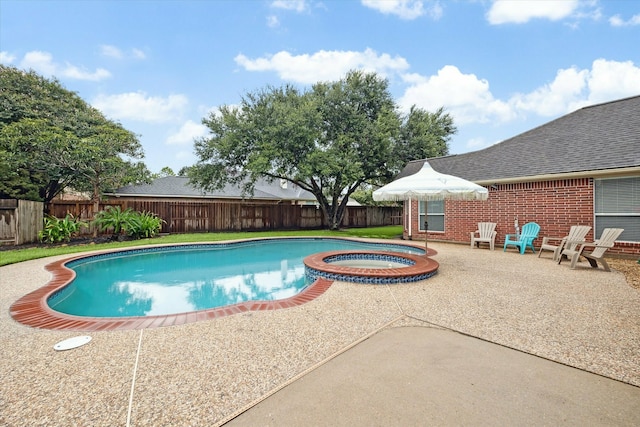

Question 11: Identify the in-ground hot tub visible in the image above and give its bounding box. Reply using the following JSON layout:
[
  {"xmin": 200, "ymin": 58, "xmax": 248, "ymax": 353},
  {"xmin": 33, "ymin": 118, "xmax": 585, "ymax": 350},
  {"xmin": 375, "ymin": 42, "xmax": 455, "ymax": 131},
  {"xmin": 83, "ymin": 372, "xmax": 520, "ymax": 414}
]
[{"xmin": 304, "ymin": 250, "xmax": 439, "ymax": 285}]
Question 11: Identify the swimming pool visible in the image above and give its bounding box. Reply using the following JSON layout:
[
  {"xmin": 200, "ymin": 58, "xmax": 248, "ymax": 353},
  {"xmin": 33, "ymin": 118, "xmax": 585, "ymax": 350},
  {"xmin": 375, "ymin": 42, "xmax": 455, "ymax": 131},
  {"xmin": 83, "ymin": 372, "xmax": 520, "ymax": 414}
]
[
  {"xmin": 10, "ymin": 238, "xmax": 435, "ymax": 331},
  {"xmin": 46, "ymin": 238, "xmax": 425, "ymax": 318}
]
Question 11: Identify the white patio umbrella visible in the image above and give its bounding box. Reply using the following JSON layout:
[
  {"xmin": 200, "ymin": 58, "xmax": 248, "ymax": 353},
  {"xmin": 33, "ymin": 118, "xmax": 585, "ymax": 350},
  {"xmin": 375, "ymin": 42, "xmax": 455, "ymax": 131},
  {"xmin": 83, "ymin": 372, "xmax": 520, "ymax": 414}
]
[{"xmin": 373, "ymin": 161, "xmax": 489, "ymax": 253}]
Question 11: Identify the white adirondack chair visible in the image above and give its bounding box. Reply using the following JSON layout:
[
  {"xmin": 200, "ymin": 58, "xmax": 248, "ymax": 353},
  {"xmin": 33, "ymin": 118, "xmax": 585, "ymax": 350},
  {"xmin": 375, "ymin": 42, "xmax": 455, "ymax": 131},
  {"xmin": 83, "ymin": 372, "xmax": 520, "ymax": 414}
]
[
  {"xmin": 538, "ymin": 225, "xmax": 591, "ymax": 262},
  {"xmin": 558, "ymin": 228, "xmax": 624, "ymax": 271},
  {"xmin": 470, "ymin": 222, "xmax": 497, "ymax": 251}
]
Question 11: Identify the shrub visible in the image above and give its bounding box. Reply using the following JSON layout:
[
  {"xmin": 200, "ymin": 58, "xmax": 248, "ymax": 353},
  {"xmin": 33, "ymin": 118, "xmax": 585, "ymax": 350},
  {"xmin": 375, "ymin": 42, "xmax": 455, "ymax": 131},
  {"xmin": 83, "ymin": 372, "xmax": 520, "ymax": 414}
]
[
  {"xmin": 94, "ymin": 206, "xmax": 136, "ymax": 238},
  {"xmin": 39, "ymin": 214, "xmax": 87, "ymax": 244},
  {"xmin": 126, "ymin": 211, "xmax": 165, "ymax": 239},
  {"xmin": 94, "ymin": 207, "xmax": 165, "ymax": 240}
]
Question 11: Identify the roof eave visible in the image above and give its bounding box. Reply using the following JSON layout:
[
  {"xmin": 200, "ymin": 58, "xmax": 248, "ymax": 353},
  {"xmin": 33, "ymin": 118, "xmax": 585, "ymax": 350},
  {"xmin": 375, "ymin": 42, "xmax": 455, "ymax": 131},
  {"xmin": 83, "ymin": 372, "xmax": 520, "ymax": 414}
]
[{"xmin": 475, "ymin": 166, "xmax": 640, "ymax": 185}]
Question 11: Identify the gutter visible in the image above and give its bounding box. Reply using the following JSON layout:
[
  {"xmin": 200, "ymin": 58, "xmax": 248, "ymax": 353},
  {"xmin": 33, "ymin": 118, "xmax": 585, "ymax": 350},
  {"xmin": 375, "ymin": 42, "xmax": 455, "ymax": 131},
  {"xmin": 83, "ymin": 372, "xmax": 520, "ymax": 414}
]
[{"xmin": 475, "ymin": 166, "xmax": 640, "ymax": 186}]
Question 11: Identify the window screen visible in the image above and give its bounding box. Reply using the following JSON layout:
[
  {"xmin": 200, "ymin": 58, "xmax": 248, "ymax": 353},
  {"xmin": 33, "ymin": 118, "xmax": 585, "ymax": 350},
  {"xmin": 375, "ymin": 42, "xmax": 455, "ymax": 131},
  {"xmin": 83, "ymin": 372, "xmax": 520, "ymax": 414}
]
[
  {"xmin": 418, "ymin": 200, "xmax": 444, "ymax": 232},
  {"xmin": 594, "ymin": 177, "xmax": 640, "ymax": 242}
]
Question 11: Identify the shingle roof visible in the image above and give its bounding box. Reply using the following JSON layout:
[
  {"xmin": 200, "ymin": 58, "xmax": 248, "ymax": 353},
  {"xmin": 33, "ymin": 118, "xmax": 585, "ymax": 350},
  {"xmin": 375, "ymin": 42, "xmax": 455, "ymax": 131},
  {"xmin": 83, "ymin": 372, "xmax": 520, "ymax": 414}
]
[
  {"xmin": 108, "ymin": 176, "xmax": 317, "ymax": 202},
  {"xmin": 397, "ymin": 95, "xmax": 640, "ymax": 182}
]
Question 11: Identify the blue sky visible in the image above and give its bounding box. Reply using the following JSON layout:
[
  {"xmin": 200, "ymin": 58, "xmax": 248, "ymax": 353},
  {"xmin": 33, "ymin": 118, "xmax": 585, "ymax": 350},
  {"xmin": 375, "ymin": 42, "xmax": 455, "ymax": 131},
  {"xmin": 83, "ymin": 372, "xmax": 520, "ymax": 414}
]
[{"xmin": 2, "ymin": 0, "xmax": 639, "ymax": 174}]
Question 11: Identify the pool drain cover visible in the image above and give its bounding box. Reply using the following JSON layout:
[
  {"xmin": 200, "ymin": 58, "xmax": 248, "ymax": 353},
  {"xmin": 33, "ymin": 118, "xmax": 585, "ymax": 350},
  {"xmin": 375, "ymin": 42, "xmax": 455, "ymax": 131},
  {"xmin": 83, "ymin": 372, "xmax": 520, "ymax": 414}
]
[{"xmin": 54, "ymin": 335, "xmax": 92, "ymax": 351}]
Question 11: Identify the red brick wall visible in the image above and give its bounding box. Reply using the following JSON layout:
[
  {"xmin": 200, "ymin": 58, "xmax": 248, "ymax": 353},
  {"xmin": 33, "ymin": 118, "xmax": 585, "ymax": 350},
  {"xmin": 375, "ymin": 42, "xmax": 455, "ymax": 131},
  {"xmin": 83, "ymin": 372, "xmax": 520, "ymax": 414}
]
[{"xmin": 403, "ymin": 178, "xmax": 639, "ymax": 256}]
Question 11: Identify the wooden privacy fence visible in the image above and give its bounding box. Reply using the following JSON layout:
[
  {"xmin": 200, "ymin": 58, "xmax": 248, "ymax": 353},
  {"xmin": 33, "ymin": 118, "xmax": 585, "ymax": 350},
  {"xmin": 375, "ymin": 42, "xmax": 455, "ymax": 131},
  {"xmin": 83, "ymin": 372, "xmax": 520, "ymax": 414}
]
[
  {"xmin": 0, "ymin": 199, "xmax": 44, "ymax": 245},
  {"xmin": 47, "ymin": 200, "xmax": 402, "ymax": 235}
]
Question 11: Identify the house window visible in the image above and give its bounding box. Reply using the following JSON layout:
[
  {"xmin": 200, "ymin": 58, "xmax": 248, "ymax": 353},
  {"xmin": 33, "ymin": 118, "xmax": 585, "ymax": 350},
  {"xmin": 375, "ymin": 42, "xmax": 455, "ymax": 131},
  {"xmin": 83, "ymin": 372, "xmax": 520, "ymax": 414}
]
[
  {"xmin": 594, "ymin": 177, "xmax": 640, "ymax": 242},
  {"xmin": 419, "ymin": 200, "xmax": 444, "ymax": 232}
]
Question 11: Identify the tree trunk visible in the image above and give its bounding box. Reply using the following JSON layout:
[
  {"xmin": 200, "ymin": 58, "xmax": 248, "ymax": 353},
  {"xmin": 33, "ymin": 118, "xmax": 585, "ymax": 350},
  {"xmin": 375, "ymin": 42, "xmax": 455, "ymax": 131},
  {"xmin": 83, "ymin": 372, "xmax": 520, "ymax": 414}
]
[{"xmin": 326, "ymin": 202, "xmax": 347, "ymax": 230}]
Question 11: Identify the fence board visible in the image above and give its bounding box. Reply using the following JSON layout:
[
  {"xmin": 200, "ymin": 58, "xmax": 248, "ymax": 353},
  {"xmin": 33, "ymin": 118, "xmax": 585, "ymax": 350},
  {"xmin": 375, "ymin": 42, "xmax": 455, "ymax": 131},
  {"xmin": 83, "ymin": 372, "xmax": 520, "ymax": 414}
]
[
  {"xmin": 0, "ymin": 199, "xmax": 43, "ymax": 245},
  {"xmin": 0, "ymin": 203, "xmax": 17, "ymax": 243},
  {"xmin": 16, "ymin": 200, "xmax": 44, "ymax": 244}
]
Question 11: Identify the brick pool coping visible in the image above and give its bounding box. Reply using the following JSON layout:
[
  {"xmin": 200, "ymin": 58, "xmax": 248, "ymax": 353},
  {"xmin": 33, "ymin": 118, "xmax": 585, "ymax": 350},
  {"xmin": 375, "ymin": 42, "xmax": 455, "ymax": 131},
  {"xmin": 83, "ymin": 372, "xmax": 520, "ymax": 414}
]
[{"xmin": 10, "ymin": 243, "xmax": 437, "ymax": 332}]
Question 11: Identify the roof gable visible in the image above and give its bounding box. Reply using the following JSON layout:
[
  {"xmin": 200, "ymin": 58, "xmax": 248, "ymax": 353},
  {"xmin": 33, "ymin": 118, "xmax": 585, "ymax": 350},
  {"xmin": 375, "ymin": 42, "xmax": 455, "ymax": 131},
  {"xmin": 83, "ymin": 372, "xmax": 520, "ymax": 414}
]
[{"xmin": 399, "ymin": 95, "xmax": 640, "ymax": 182}]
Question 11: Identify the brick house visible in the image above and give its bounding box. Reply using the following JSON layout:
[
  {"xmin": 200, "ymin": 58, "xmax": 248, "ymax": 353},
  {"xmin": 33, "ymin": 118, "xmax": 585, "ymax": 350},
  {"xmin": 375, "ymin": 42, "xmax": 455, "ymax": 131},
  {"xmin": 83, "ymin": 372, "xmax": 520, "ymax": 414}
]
[{"xmin": 397, "ymin": 95, "xmax": 640, "ymax": 256}]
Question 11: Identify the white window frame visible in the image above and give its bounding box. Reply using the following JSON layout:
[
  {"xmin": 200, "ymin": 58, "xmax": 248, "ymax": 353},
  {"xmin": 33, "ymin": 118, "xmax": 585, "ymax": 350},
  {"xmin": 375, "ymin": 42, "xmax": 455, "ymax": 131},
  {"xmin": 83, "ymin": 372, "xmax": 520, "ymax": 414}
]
[
  {"xmin": 418, "ymin": 200, "xmax": 445, "ymax": 232},
  {"xmin": 594, "ymin": 176, "xmax": 639, "ymax": 243}
]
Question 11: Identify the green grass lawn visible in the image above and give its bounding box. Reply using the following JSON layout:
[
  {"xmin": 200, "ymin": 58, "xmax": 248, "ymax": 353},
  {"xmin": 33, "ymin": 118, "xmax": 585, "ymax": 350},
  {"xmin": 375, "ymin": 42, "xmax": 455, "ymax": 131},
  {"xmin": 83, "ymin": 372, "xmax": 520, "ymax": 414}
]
[{"xmin": 0, "ymin": 226, "xmax": 404, "ymax": 267}]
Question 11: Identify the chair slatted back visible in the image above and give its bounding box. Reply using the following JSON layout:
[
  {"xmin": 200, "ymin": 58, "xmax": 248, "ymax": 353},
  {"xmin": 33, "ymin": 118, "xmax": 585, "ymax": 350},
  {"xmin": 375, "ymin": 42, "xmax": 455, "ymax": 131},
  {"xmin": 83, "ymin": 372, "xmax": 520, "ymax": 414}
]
[
  {"xmin": 520, "ymin": 222, "xmax": 540, "ymax": 241},
  {"xmin": 590, "ymin": 228, "xmax": 624, "ymax": 258},
  {"xmin": 564, "ymin": 225, "xmax": 591, "ymax": 252},
  {"xmin": 478, "ymin": 222, "xmax": 497, "ymax": 239}
]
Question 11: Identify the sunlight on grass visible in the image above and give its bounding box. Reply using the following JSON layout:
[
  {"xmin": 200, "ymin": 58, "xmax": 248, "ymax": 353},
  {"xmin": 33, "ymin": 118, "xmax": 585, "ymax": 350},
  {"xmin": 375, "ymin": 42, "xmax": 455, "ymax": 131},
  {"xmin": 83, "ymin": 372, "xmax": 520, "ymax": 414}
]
[{"xmin": 0, "ymin": 226, "xmax": 403, "ymax": 267}]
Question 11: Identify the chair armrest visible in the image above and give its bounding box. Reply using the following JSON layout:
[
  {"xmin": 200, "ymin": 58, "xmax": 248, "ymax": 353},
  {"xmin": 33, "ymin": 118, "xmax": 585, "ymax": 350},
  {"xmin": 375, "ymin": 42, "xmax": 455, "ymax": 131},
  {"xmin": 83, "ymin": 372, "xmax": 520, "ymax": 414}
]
[
  {"xmin": 573, "ymin": 241, "xmax": 614, "ymax": 255},
  {"xmin": 542, "ymin": 236, "xmax": 565, "ymax": 244},
  {"xmin": 563, "ymin": 239, "xmax": 586, "ymax": 246},
  {"xmin": 582, "ymin": 241, "xmax": 615, "ymax": 250}
]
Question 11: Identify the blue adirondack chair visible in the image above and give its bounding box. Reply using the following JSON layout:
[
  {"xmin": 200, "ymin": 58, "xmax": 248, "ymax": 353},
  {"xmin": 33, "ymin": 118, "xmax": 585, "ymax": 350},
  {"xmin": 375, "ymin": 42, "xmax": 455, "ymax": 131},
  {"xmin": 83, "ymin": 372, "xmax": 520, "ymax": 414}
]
[{"xmin": 503, "ymin": 222, "xmax": 541, "ymax": 254}]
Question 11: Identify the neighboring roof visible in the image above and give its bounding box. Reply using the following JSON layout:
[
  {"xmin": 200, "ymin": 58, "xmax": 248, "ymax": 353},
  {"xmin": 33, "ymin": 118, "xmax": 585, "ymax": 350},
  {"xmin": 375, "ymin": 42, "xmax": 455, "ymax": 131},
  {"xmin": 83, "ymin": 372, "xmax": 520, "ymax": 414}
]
[
  {"xmin": 397, "ymin": 95, "xmax": 640, "ymax": 183},
  {"xmin": 108, "ymin": 176, "xmax": 317, "ymax": 202}
]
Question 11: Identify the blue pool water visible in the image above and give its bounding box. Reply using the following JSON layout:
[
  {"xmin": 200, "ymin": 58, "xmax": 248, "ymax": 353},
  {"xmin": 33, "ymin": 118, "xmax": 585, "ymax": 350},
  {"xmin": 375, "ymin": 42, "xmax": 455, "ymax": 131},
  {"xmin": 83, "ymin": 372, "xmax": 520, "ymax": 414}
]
[{"xmin": 48, "ymin": 238, "xmax": 423, "ymax": 318}]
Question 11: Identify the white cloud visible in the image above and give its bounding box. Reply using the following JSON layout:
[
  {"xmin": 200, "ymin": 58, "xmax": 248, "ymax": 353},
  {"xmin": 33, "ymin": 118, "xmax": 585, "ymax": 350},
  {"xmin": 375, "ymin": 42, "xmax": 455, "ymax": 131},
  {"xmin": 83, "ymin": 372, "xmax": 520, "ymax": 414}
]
[
  {"xmin": 267, "ymin": 15, "xmax": 280, "ymax": 28},
  {"xmin": 398, "ymin": 59, "xmax": 640, "ymax": 133},
  {"xmin": 487, "ymin": 0, "xmax": 579, "ymax": 24},
  {"xmin": 198, "ymin": 103, "xmax": 225, "ymax": 118},
  {"xmin": 270, "ymin": 0, "xmax": 308, "ymax": 13},
  {"xmin": 399, "ymin": 59, "xmax": 640, "ymax": 130},
  {"xmin": 587, "ymin": 59, "xmax": 640, "ymax": 102},
  {"xmin": 92, "ymin": 92, "xmax": 189, "ymax": 123},
  {"xmin": 17, "ymin": 50, "xmax": 111, "ymax": 81},
  {"xmin": 19, "ymin": 51, "xmax": 57, "ymax": 75},
  {"xmin": 0, "ymin": 51, "xmax": 16, "ymax": 64},
  {"xmin": 609, "ymin": 13, "xmax": 640, "ymax": 27},
  {"xmin": 62, "ymin": 63, "xmax": 111, "ymax": 81},
  {"xmin": 426, "ymin": 1, "xmax": 443, "ymax": 20},
  {"xmin": 510, "ymin": 66, "xmax": 589, "ymax": 116},
  {"xmin": 510, "ymin": 59, "xmax": 640, "ymax": 115},
  {"xmin": 399, "ymin": 65, "xmax": 514, "ymax": 124},
  {"xmin": 101, "ymin": 44, "xmax": 123, "ymax": 59},
  {"xmin": 132, "ymin": 48, "xmax": 147, "ymax": 60},
  {"xmin": 361, "ymin": 0, "xmax": 441, "ymax": 20},
  {"xmin": 101, "ymin": 44, "xmax": 147, "ymax": 60},
  {"xmin": 234, "ymin": 48, "xmax": 410, "ymax": 84},
  {"xmin": 166, "ymin": 120, "xmax": 209, "ymax": 145}
]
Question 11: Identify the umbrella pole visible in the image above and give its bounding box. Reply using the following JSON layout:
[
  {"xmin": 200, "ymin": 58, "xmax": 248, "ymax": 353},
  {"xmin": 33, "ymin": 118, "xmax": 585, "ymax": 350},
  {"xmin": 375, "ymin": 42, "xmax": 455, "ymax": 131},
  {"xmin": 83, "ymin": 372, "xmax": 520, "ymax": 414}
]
[{"xmin": 424, "ymin": 220, "xmax": 428, "ymax": 256}]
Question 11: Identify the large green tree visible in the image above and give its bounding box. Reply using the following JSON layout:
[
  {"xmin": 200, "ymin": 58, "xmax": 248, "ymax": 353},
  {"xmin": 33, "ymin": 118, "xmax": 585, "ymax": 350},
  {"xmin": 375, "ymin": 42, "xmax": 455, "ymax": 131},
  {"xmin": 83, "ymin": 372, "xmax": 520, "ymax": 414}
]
[
  {"xmin": 0, "ymin": 65, "xmax": 152, "ymax": 203},
  {"xmin": 190, "ymin": 70, "xmax": 455, "ymax": 229},
  {"xmin": 395, "ymin": 105, "xmax": 454, "ymax": 163}
]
